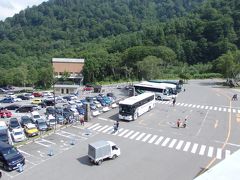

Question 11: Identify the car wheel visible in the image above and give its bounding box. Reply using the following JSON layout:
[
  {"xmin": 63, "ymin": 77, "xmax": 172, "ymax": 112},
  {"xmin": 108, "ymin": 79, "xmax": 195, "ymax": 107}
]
[{"xmin": 112, "ymin": 155, "xmax": 117, "ymax": 159}]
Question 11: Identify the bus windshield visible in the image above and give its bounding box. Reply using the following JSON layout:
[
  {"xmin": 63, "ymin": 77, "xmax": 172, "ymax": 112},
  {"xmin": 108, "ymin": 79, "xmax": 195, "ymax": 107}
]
[{"xmin": 119, "ymin": 104, "xmax": 132, "ymax": 115}]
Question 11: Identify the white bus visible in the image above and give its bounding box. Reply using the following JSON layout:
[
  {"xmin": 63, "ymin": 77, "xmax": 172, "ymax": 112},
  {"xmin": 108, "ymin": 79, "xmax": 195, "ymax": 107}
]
[
  {"xmin": 119, "ymin": 92, "xmax": 155, "ymax": 121},
  {"xmin": 134, "ymin": 81, "xmax": 175, "ymax": 101}
]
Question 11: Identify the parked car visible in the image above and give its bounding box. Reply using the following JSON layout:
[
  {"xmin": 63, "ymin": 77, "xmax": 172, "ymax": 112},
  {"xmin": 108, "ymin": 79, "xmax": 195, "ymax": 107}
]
[
  {"xmin": 0, "ymin": 97, "xmax": 14, "ymax": 103},
  {"xmin": 16, "ymin": 105, "xmax": 36, "ymax": 113},
  {"xmin": 17, "ymin": 95, "xmax": 30, "ymax": 100},
  {"xmin": 46, "ymin": 115, "xmax": 57, "ymax": 129},
  {"xmin": 0, "ymin": 109, "xmax": 12, "ymax": 118},
  {"xmin": 24, "ymin": 123, "xmax": 39, "ymax": 137},
  {"xmin": 8, "ymin": 118, "xmax": 21, "ymax": 131},
  {"xmin": 4, "ymin": 104, "xmax": 21, "ymax": 110},
  {"xmin": 90, "ymin": 103, "xmax": 97, "ymax": 110},
  {"xmin": 107, "ymin": 93, "xmax": 116, "ymax": 100},
  {"xmin": 23, "ymin": 93, "xmax": 34, "ymax": 99},
  {"xmin": 20, "ymin": 116, "xmax": 33, "ymax": 127},
  {"xmin": 0, "ymin": 121, "xmax": 8, "ymax": 129},
  {"xmin": 32, "ymin": 92, "xmax": 43, "ymax": 97},
  {"xmin": 55, "ymin": 114, "xmax": 66, "ymax": 124},
  {"xmin": 42, "ymin": 91, "xmax": 53, "ymax": 97},
  {"xmin": 11, "ymin": 128, "xmax": 26, "ymax": 142},
  {"xmin": 76, "ymin": 106, "xmax": 85, "ymax": 115},
  {"xmin": 35, "ymin": 119, "xmax": 48, "ymax": 131},
  {"xmin": 31, "ymin": 111, "xmax": 41, "ymax": 123},
  {"xmin": 0, "ymin": 129, "xmax": 9, "ymax": 144},
  {"xmin": 31, "ymin": 98, "xmax": 42, "ymax": 105},
  {"xmin": 43, "ymin": 99, "xmax": 55, "ymax": 106},
  {"xmin": 0, "ymin": 141, "xmax": 25, "ymax": 171},
  {"xmin": 46, "ymin": 107, "xmax": 55, "ymax": 115},
  {"xmin": 93, "ymin": 100, "xmax": 102, "ymax": 108}
]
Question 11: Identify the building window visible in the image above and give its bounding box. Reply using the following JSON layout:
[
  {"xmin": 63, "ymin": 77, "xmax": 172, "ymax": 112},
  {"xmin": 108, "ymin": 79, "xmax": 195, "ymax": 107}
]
[
  {"xmin": 61, "ymin": 89, "xmax": 64, "ymax": 94},
  {"xmin": 66, "ymin": 89, "xmax": 69, "ymax": 94}
]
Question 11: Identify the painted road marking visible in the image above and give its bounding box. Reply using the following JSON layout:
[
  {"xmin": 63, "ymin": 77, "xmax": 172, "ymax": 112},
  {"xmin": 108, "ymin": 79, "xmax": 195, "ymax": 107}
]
[
  {"xmin": 124, "ymin": 130, "xmax": 135, "ymax": 138},
  {"xmin": 154, "ymin": 136, "xmax": 164, "ymax": 145},
  {"xmin": 176, "ymin": 140, "xmax": 184, "ymax": 150},
  {"xmin": 88, "ymin": 123, "xmax": 99, "ymax": 130},
  {"xmin": 209, "ymin": 106, "xmax": 213, "ymax": 110},
  {"xmin": 97, "ymin": 125, "xmax": 109, "ymax": 132},
  {"xmin": 225, "ymin": 150, "xmax": 231, "ymax": 158},
  {"xmin": 118, "ymin": 129, "xmax": 129, "ymax": 137},
  {"xmin": 161, "ymin": 137, "xmax": 170, "ymax": 147},
  {"xmin": 199, "ymin": 145, "xmax": 206, "ymax": 156},
  {"xmin": 214, "ymin": 107, "xmax": 217, "ymax": 111},
  {"xmin": 102, "ymin": 126, "xmax": 113, "ymax": 133},
  {"xmin": 168, "ymin": 139, "xmax": 177, "ymax": 148},
  {"xmin": 92, "ymin": 125, "xmax": 102, "ymax": 131},
  {"xmin": 136, "ymin": 133, "xmax": 146, "ymax": 141},
  {"xmin": 207, "ymin": 146, "xmax": 214, "ymax": 157},
  {"xmin": 218, "ymin": 107, "xmax": 222, "ymax": 111},
  {"xmin": 216, "ymin": 148, "xmax": 222, "ymax": 159},
  {"xmin": 191, "ymin": 143, "xmax": 198, "ymax": 154},
  {"xmin": 142, "ymin": 134, "xmax": 152, "ymax": 142},
  {"xmin": 130, "ymin": 132, "xmax": 140, "ymax": 139},
  {"xmin": 148, "ymin": 135, "xmax": 158, "ymax": 144},
  {"xmin": 183, "ymin": 142, "xmax": 191, "ymax": 152},
  {"xmin": 192, "ymin": 105, "xmax": 196, "ymax": 108},
  {"xmin": 205, "ymin": 106, "xmax": 208, "ymax": 109},
  {"xmin": 112, "ymin": 128, "xmax": 124, "ymax": 135},
  {"xmin": 188, "ymin": 104, "xmax": 192, "ymax": 107}
]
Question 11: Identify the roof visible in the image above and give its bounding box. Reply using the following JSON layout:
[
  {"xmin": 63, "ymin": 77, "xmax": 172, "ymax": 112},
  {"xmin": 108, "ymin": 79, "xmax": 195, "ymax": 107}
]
[
  {"xmin": 89, "ymin": 140, "xmax": 110, "ymax": 149},
  {"xmin": 119, "ymin": 92, "xmax": 155, "ymax": 106},
  {"xmin": 134, "ymin": 81, "xmax": 173, "ymax": 89},
  {"xmin": 194, "ymin": 149, "xmax": 240, "ymax": 180},
  {"xmin": 25, "ymin": 123, "xmax": 36, "ymax": 128},
  {"xmin": 52, "ymin": 58, "xmax": 84, "ymax": 63},
  {"xmin": 0, "ymin": 141, "xmax": 12, "ymax": 150}
]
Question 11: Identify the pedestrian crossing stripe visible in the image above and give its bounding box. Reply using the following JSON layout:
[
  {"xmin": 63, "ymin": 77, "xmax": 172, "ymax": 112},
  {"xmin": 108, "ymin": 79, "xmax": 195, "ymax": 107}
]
[
  {"xmin": 87, "ymin": 123, "xmax": 233, "ymax": 159},
  {"xmin": 155, "ymin": 101, "xmax": 240, "ymax": 114}
]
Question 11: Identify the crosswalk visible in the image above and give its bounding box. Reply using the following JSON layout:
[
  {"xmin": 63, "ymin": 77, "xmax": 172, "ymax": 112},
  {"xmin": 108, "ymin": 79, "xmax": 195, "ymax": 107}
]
[
  {"xmin": 156, "ymin": 101, "xmax": 240, "ymax": 113},
  {"xmin": 87, "ymin": 123, "xmax": 232, "ymax": 160}
]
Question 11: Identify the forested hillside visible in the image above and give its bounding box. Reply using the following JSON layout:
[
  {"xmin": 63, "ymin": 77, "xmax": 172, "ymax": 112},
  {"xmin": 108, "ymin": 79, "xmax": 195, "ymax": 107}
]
[{"xmin": 0, "ymin": 0, "xmax": 239, "ymax": 87}]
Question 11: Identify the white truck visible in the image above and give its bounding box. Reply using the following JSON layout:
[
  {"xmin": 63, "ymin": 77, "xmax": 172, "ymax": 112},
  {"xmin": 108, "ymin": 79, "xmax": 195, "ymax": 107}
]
[{"xmin": 88, "ymin": 140, "xmax": 120, "ymax": 165}]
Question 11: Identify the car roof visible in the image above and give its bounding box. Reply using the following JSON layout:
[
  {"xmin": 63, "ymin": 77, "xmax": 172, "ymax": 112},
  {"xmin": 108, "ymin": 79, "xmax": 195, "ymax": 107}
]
[
  {"xmin": 25, "ymin": 123, "xmax": 36, "ymax": 128},
  {"xmin": 0, "ymin": 141, "xmax": 12, "ymax": 150},
  {"xmin": 12, "ymin": 128, "xmax": 23, "ymax": 133}
]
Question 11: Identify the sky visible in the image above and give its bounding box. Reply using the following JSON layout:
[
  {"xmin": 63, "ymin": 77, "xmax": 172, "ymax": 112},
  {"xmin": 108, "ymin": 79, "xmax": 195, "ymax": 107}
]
[{"xmin": 0, "ymin": 0, "xmax": 48, "ymax": 21}]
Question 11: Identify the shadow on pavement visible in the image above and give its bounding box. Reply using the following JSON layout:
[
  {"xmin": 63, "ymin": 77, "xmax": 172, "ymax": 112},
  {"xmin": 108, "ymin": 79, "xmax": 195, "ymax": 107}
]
[{"xmin": 77, "ymin": 155, "xmax": 93, "ymax": 166}]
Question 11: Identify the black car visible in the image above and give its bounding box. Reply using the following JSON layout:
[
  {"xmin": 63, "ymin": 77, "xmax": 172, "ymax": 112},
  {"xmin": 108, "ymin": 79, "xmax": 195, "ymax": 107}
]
[
  {"xmin": 17, "ymin": 95, "xmax": 30, "ymax": 100},
  {"xmin": 20, "ymin": 116, "xmax": 33, "ymax": 127},
  {"xmin": 46, "ymin": 107, "xmax": 55, "ymax": 115},
  {"xmin": 9, "ymin": 118, "xmax": 21, "ymax": 131},
  {"xmin": 16, "ymin": 105, "xmax": 35, "ymax": 113},
  {"xmin": 0, "ymin": 129, "xmax": 9, "ymax": 144},
  {"xmin": 4, "ymin": 104, "xmax": 21, "ymax": 110},
  {"xmin": 43, "ymin": 99, "xmax": 55, "ymax": 106}
]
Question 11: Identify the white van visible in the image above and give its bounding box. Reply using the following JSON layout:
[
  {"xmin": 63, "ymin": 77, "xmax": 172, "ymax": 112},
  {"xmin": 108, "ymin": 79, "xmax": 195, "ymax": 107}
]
[{"xmin": 31, "ymin": 111, "xmax": 41, "ymax": 123}]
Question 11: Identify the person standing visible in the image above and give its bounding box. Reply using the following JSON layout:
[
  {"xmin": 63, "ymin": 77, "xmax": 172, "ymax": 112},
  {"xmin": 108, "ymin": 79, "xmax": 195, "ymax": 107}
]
[{"xmin": 177, "ymin": 119, "xmax": 181, "ymax": 128}]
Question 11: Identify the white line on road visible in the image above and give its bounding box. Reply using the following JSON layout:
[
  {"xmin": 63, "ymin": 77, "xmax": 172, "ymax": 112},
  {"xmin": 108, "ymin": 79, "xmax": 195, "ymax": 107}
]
[
  {"xmin": 136, "ymin": 133, "xmax": 146, "ymax": 141},
  {"xmin": 233, "ymin": 109, "xmax": 236, "ymax": 113},
  {"xmin": 168, "ymin": 139, "xmax": 177, "ymax": 148},
  {"xmin": 142, "ymin": 134, "xmax": 152, "ymax": 142},
  {"xmin": 214, "ymin": 107, "xmax": 217, "ymax": 110},
  {"xmin": 176, "ymin": 140, "xmax": 184, "ymax": 150},
  {"xmin": 188, "ymin": 104, "xmax": 192, "ymax": 107},
  {"xmin": 40, "ymin": 139, "xmax": 56, "ymax": 145},
  {"xmin": 161, "ymin": 138, "xmax": 170, "ymax": 147},
  {"xmin": 228, "ymin": 109, "xmax": 231, "ymax": 112},
  {"xmin": 25, "ymin": 159, "xmax": 38, "ymax": 165},
  {"xmin": 183, "ymin": 142, "xmax": 191, "ymax": 152},
  {"xmin": 98, "ymin": 117, "xmax": 109, "ymax": 121},
  {"xmin": 200, "ymin": 106, "xmax": 204, "ymax": 109},
  {"xmin": 196, "ymin": 110, "xmax": 209, "ymax": 136},
  {"xmin": 196, "ymin": 105, "xmax": 200, "ymax": 108},
  {"xmin": 97, "ymin": 125, "xmax": 109, "ymax": 132},
  {"xmin": 154, "ymin": 136, "xmax": 164, "ymax": 145},
  {"xmin": 199, "ymin": 145, "xmax": 206, "ymax": 156},
  {"xmin": 223, "ymin": 108, "xmax": 226, "ymax": 112},
  {"xmin": 148, "ymin": 135, "xmax": 158, "ymax": 144},
  {"xmin": 205, "ymin": 106, "xmax": 209, "ymax": 109},
  {"xmin": 191, "ymin": 143, "xmax": 198, "ymax": 154},
  {"xmin": 87, "ymin": 123, "xmax": 100, "ymax": 130},
  {"xmin": 192, "ymin": 105, "xmax": 196, "ymax": 108},
  {"xmin": 112, "ymin": 128, "xmax": 124, "ymax": 135},
  {"xmin": 92, "ymin": 125, "xmax": 102, "ymax": 131},
  {"xmin": 130, "ymin": 132, "xmax": 140, "ymax": 139},
  {"xmin": 209, "ymin": 106, "xmax": 213, "ymax": 110},
  {"xmin": 184, "ymin": 104, "xmax": 188, "ymax": 107},
  {"xmin": 216, "ymin": 148, "xmax": 222, "ymax": 159},
  {"xmin": 225, "ymin": 150, "xmax": 231, "ymax": 158},
  {"xmin": 124, "ymin": 130, "xmax": 134, "ymax": 138},
  {"xmin": 207, "ymin": 146, "xmax": 214, "ymax": 157},
  {"xmin": 35, "ymin": 141, "xmax": 49, "ymax": 147},
  {"xmin": 118, "ymin": 129, "xmax": 129, "ymax": 137},
  {"xmin": 102, "ymin": 126, "xmax": 113, "ymax": 133}
]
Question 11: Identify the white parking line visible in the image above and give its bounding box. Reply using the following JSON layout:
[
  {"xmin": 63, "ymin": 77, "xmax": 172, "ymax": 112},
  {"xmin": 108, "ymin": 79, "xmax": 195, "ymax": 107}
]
[
  {"xmin": 148, "ymin": 135, "xmax": 158, "ymax": 144},
  {"xmin": 124, "ymin": 130, "xmax": 135, "ymax": 138},
  {"xmin": 130, "ymin": 132, "xmax": 140, "ymax": 139},
  {"xmin": 191, "ymin": 143, "xmax": 198, "ymax": 154},
  {"xmin": 225, "ymin": 150, "xmax": 231, "ymax": 158},
  {"xmin": 136, "ymin": 133, "xmax": 146, "ymax": 141},
  {"xmin": 214, "ymin": 107, "xmax": 217, "ymax": 110},
  {"xmin": 207, "ymin": 146, "xmax": 214, "ymax": 157},
  {"xmin": 112, "ymin": 128, "xmax": 124, "ymax": 135},
  {"xmin": 184, "ymin": 104, "xmax": 188, "ymax": 107},
  {"xmin": 176, "ymin": 103, "xmax": 180, "ymax": 105},
  {"xmin": 233, "ymin": 109, "xmax": 236, "ymax": 113},
  {"xmin": 118, "ymin": 129, "xmax": 129, "ymax": 137},
  {"xmin": 161, "ymin": 138, "xmax": 170, "ymax": 147},
  {"xmin": 228, "ymin": 109, "xmax": 231, "ymax": 112},
  {"xmin": 183, "ymin": 142, "xmax": 191, "ymax": 152},
  {"xmin": 192, "ymin": 105, "xmax": 196, "ymax": 108},
  {"xmin": 199, "ymin": 145, "xmax": 206, "ymax": 156},
  {"xmin": 196, "ymin": 105, "xmax": 200, "ymax": 108},
  {"xmin": 216, "ymin": 148, "xmax": 222, "ymax": 159},
  {"xmin": 168, "ymin": 139, "xmax": 177, "ymax": 148},
  {"xmin": 25, "ymin": 159, "xmax": 38, "ymax": 165},
  {"xmin": 154, "ymin": 136, "xmax": 164, "ymax": 145},
  {"xmin": 35, "ymin": 141, "xmax": 49, "ymax": 147},
  {"xmin": 188, "ymin": 104, "xmax": 192, "ymax": 107},
  {"xmin": 200, "ymin": 106, "xmax": 204, "ymax": 109},
  {"xmin": 218, "ymin": 107, "xmax": 222, "ymax": 111},
  {"xmin": 142, "ymin": 134, "xmax": 152, "ymax": 142},
  {"xmin": 87, "ymin": 123, "xmax": 100, "ymax": 130},
  {"xmin": 205, "ymin": 106, "xmax": 208, "ymax": 109},
  {"xmin": 209, "ymin": 106, "xmax": 213, "ymax": 110},
  {"xmin": 176, "ymin": 140, "xmax": 184, "ymax": 150},
  {"xmin": 223, "ymin": 108, "xmax": 226, "ymax": 112},
  {"xmin": 41, "ymin": 139, "xmax": 56, "ymax": 145},
  {"xmin": 180, "ymin": 103, "xmax": 184, "ymax": 106}
]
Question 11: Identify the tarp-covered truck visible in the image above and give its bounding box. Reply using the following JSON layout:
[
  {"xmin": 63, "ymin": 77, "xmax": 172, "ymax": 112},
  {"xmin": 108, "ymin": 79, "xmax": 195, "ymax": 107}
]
[{"xmin": 88, "ymin": 140, "xmax": 120, "ymax": 165}]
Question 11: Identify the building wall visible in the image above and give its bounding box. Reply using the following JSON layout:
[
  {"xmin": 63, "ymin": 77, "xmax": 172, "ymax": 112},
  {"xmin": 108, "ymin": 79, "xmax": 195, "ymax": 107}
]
[
  {"xmin": 55, "ymin": 87, "xmax": 77, "ymax": 94},
  {"xmin": 53, "ymin": 62, "xmax": 84, "ymax": 74}
]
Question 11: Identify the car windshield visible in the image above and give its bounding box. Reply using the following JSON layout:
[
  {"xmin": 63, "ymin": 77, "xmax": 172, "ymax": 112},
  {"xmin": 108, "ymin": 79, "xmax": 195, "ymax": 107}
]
[
  {"xmin": 0, "ymin": 134, "xmax": 8, "ymax": 140},
  {"xmin": 22, "ymin": 118, "xmax": 31, "ymax": 124},
  {"xmin": 2, "ymin": 147, "xmax": 20, "ymax": 159},
  {"xmin": 14, "ymin": 131, "xmax": 22, "ymax": 136},
  {"xmin": 10, "ymin": 121, "xmax": 19, "ymax": 128},
  {"xmin": 33, "ymin": 115, "xmax": 40, "ymax": 119},
  {"xmin": 119, "ymin": 104, "xmax": 132, "ymax": 114}
]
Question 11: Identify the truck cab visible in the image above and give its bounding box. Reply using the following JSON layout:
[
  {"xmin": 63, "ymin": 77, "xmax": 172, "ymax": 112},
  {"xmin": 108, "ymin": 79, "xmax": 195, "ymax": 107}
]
[{"xmin": 88, "ymin": 140, "xmax": 120, "ymax": 165}]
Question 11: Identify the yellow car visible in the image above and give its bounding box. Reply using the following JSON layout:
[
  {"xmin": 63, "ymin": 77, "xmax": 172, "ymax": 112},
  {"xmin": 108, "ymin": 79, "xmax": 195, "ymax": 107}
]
[
  {"xmin": 24, "ymin": 123, "xmax": 39, "ymax": 137},
  {"xmin": 31, "ymin": 98, "xmax": 42, "ymax": 104}
]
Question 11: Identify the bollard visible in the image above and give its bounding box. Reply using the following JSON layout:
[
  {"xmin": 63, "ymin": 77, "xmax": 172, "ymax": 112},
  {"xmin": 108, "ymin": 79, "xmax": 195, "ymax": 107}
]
[
  {"xmin": 48, "ymin": 147, "xmax": 54, "ymax": 156},
  {"xmin": 17, "ymin": 163, "xmax": 23, "ymax": 173}
]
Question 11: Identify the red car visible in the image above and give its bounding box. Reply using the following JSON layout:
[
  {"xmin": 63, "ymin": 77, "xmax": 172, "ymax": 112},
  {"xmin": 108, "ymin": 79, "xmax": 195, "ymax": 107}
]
[
  {"xmin": 32, "ymin": 92, "xmax": 43, "ymax": 97},
  {"xmin": 83, "ymin": 85, "xmax": 94, "ymax": 91},
  {"xmin": 0, "ymin": 109, "xmax": 12, "ymax": 118}
]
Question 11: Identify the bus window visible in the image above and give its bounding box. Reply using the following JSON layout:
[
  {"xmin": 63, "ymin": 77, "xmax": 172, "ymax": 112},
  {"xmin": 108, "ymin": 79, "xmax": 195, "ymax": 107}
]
[{"xmin": 119, "ymin": 105, "xmax": 132, "ymax": 114}]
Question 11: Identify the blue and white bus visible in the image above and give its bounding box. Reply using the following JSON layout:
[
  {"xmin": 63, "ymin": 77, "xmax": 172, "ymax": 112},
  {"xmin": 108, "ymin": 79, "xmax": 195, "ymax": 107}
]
[{"xmin": 148, "ymin": 80, "xmax": 183, "ymax": 93}]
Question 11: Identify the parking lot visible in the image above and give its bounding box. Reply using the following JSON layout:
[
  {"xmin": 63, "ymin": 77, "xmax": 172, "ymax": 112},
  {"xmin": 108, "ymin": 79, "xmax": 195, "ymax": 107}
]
[{"xmin": 0, "ymin": 79, "xmax": 240, "ymax": 180}]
